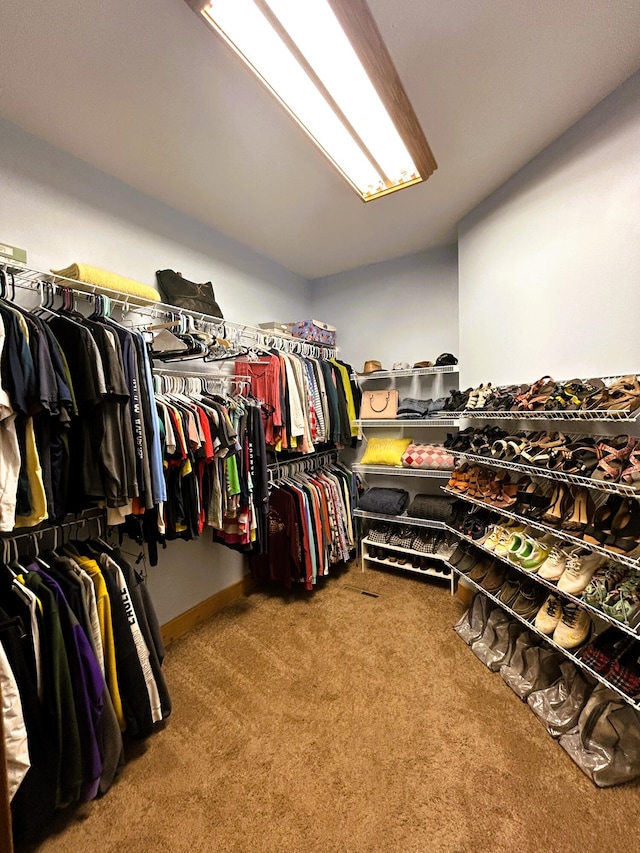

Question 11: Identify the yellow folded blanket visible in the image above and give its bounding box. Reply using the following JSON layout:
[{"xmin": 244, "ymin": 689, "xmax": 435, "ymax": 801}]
[{"xmin": 50, "ymin": 263, "xmax": 160, "ymax": 304}]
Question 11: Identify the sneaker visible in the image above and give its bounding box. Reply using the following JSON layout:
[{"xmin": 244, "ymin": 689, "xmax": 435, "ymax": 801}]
[
  {"xmin": 557, "ymin": 550, "xmax": 607, "ymax": 595},
  {"xmin": 506, "ymin": 530, "xmax": 533, "ymax": 563},
  {"xmin": 484, "ymin": 524, "xmax": 508, "ymax": 552},
  {"xmin": 535, "ymin": 593, "xmax": 562, "ymax": 635},
  {"xmin": 553, "ymin": 602, "xmax": 591, "ymax": 649},
  {"xmin": 520, "ymin": 534, "xmax": 555, "ymax": 573},
  {"xmin": 537, "ymin": 543, "xmax": 571, "ymax": 580},
  {"xmin": 495, "ymin": 524, "xmax": 525, "ymax": 556},
  {"xmin": 582, "ymin": 563, "xmax": 629, "ymax": 607}
]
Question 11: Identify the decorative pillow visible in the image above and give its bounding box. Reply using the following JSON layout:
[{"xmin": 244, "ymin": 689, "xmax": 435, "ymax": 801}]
[
  {"xmin": 360, "ymin": 437, "xmax": 413, "ymax": 467},
  {"xmin": 401, "ymin": 443, "xmax": 455, "ymax": 469}
]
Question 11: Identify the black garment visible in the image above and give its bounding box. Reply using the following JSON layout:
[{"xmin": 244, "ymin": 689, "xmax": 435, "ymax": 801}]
[
  {"xmin": 0, "ymin": 608, "xmax": 57, "ymax": 844},
  {"xmin": 97, "ymin": 558, "xmax": 154, "ymax": 737},
  {"xmin": 22, "ymin": 572, "xmax": 83, "ymax": 809},
  {"xmin": 110, "ymin": 547, "xmax": 171, "ymax": 720}
]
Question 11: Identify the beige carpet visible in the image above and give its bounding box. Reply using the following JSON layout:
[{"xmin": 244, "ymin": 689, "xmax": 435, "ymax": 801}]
[{"xmin": 20, "ymin": 563, "xmax": 640, "ymax": 853}]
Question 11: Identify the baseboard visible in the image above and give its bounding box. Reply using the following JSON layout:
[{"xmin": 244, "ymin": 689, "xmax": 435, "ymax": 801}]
[{"xmin": 161, "ymin": 574, "xmax": 254, "ymax": 646}]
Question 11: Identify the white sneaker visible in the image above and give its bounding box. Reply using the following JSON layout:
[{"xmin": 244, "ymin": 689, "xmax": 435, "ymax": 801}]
[
  {"xmin": 520, "ymin": 534, "xmax": 555, "ymax": 573},
  {"xmin": 557, "ymin": 550, "xmax": 607, "ymax": 595},
  {"xmin": 484, "ymin": 525, "xmax": 507, "ymax": 551},
  {"xmin": 553, "ymin": 602, "xmax": 591, "ymax": 649},
  {"xmin": 537, "ymin": 543, "xmax": 572, "ymax": 580},
  {"xmin": 535, "ymin": 593, "xmax": 562, "ymax": 635},
  {"xmin": 495, "ymin": 525, "xmax": 525, "ymax": 556}
]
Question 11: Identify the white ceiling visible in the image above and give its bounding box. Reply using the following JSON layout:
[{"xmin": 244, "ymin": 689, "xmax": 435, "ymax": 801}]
[{"xmin": 1, "ymin": 0, "xmax": 640, "ymax": 279}]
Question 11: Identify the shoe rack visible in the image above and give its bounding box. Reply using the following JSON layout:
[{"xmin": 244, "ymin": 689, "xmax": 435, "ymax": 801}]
[
  {"xmin": 442, "ymin": 379, "xmax": 640, "ymax": 711},
  {"xmin": 354, "ymin": 365, "xmax": 460, "ymax": 588},
  {"xmin": 455, "ymin": 571, "xmax": 640, "ymax": 712},
  {"xmin": 453, "ymin": 527, "xmax": 639, "ymax": 639},
  {"xmin": 451, "ymin": 442, "xmax": 640, "ymax": 499},
  {"xmin": 361, "ymin": 537, "xmax": 455, "ymax": 590}
]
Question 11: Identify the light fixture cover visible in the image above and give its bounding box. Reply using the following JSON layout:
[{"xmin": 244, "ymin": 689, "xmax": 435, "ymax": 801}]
[{"xmin": 184, "ymin": 0, "xmax": 436, "ymax": 201}]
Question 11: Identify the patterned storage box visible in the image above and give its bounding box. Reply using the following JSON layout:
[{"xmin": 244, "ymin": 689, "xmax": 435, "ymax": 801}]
[{"xmin": 287, "ymin": 319, "xmax": 337, "ymax": 345}]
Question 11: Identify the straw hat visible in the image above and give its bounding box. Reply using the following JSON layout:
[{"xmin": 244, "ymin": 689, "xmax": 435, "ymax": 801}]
[{"xmin": 362, "ymin": 360, "xmax": 383, "ymax": 374}]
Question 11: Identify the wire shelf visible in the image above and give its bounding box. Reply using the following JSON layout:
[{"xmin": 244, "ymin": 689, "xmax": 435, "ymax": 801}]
[
  {"xmin": 355, "ymin": 418, "xmax": 460, "ymax": 428},
  {"xmin": 441, "ymin": 487, "xmax": 640, "ymax": 571},
  {"xmin": 353, "ymin": 509, "xmax": 451, "ymax": 530},
  {"xmin": 362, "ymin": 537, "xmax": 452, "ymax": 562},
  {"xmin": 452, "ymin": 569, "xmax": 640, "ymax": 712},
  {"xmin": 452, "ymin": 451, "xmax": 640, "ymax": 499},
  {"xmin": 352, "ymin": 464, "xmax": 452, "ymax": 478},
  {"xmin": 454, "ymin": 530, "xmax": 640, "ymax": 641},
  {"xmin": 357, "ymin": 365, "xmax": 459, "ymax": 379},
  {"xmin": 5, "ymin": 262, "xmax": 338, "ymax": 358},
  {"xmin": 460, "ymin": 408, "xmax": 639, "ymax": 423}
]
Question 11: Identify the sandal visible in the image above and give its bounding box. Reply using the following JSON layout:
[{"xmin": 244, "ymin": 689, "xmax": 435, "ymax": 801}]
[
  {"xmin": 474, "ymin": 383, "xmax": 495, "ymax": 410},
  {"xmin": 491, "ymin": 432, "xmax": 528, "ymax": 461},
  {"xmin": 548, "ymin": 438, "xmax": 601, "ymax": 476},
  {"xmin": 515, "ymin": 376, "xmax": 555, "ymax": 411},
  {"xmin": 586, "ymin": 375, "xmax": 640, "ymax": 412},
  {"xmin": 621, "ymin": 443, "xmax": 640, "ymax": 485},
  {"xmin": 519, "ymin": 431, "xmax": 567, "ymax": 466},
  {"xmin": 601, "ymin": 375, "xmax": 640, "ymax": 412},
  {"xmin": 591, "ymin": 435, "xmax": 636, "ymax": 482}
]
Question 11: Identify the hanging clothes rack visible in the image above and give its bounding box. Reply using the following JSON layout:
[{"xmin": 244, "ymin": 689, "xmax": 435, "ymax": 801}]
[
  {"xmin": 267, "ymin": 450, "xmax": 340, "ymax": 484},
  {"xmin": 0, "ymin": 509, "xmax": 106, "ymax": 549},
  {"xmin": 2, "ymin": 263, "xmax": 338, "ymax": 359},
  {"xmin": 152, "ymin": 367, "xmax": 251, "ymax": 396}
]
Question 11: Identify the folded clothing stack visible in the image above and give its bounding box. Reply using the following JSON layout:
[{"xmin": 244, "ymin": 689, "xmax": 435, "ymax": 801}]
[{"xmin": 397, "ymin": 397, "xmax": 447, "ymax": 419}]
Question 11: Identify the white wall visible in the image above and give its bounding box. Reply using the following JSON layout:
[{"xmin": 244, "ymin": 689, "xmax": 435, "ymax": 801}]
[
  {"xmin": 0, "ymin": 118, "xmax": 312, "ymax": 625},
  {"xmin": 458, "ymin": 69, "xmax": 640, "ymax": 389},
  {"xmin": 0, "ymin": 118, "xmax": 309, "ymax": 326},
  {"xmin": 310, "ymin": 246, "xmax": 459, "ymax": 373}
]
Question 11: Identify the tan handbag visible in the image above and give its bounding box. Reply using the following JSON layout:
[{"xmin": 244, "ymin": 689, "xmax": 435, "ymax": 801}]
[{"xmin": 360, "ymin": 389, "xmax": 399, "ymax": 419}]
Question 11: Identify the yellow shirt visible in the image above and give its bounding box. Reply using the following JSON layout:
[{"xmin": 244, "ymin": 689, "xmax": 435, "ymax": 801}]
[
  {"xmin": 66, "ymin": 551, "xmax": 126, "ymax": 732},
  {"xmin": 330, "ymin": 359, "xmax": 359, "ymax": 438}
]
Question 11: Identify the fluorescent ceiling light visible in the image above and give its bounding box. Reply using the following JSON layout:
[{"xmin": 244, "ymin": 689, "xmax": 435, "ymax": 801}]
[{"xmin": 184, "ymin": 0, "xmax": 437, "ymax": 201}]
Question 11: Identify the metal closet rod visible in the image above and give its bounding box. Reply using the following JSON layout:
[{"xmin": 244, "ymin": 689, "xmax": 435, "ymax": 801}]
[
  {"xmin": 268, "ymin": 449, "xmax": 339, "ymax": 472},
  {"xmin": 2, "ymin": 263, "xmax": 338, "ymax": 358},
  {"xmin": 0, "ymin": 508, "xmax": 106, "ymax": 546}
]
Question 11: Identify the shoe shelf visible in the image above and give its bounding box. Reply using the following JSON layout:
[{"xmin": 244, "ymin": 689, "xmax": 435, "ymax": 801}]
[
  {"xmin": 355, "ymin": 418, "xmax": 461, "ymax": 428},
  {"xmin": 354, "ymin": 509, "xmax": 452, "ymax": 530},
  {"xmin": 454, "ymin": 530, "xmax": 640, "ymax": 641},
  {"xmin": 441, "ymin": 487, "xmax": 640, "ymax": 571},
  {"xmin": 352, "ymin": 464, "xmax": 452, "ymax": 479},
  {"xmin": 357, "ymin": 365, "xmax": 459, "ymax": 379},
  {"xmin": 459, "ymin": 409, "xmax": 638, "ymax": 423},
  {"xmin": 451, "ymin": 450, "xmax": 640, "ymax": 499},
  {"xmin": 363, "ymin": 546, "xmax": 454, "ymax": 591},
  {"xmin": 362, "ymin": 537, "xmax": 453, "ymax": 563},
  {"xmin": 452, "ymin": 569, "xmax": 640, "ymax": 712}
]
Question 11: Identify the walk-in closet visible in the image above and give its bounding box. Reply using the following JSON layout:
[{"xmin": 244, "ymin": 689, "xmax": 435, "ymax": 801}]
[{"xmin": 2, "ymin": 1, "xmax": 640, "ymax": 851}]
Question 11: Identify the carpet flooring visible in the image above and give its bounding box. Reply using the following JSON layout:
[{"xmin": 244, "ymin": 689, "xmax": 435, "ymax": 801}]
[{"xmin": 19, "ymin": 562, "xmax": 640, "ymax": 853}]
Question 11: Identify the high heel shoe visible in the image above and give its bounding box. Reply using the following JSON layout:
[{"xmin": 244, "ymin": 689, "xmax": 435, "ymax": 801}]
[
  {"xmin": 561, "ymin": 487, "xmax": 595, "ymax": 534},
  {"xmin": 605, "ymin": 499, "xmax": 640, "ymax": 558},
  {"xmin": 583, "ymin": 494, "xmax": 624, "ymax": 545},
  {"xmin": 541, "ymin": 483, "xmax": 570, "ymax": 527}
]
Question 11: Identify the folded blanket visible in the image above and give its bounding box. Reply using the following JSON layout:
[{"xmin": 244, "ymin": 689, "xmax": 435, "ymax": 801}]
[{"xmin": 50, "ymin": 263, "xmax": 160, "ymax": 304}]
